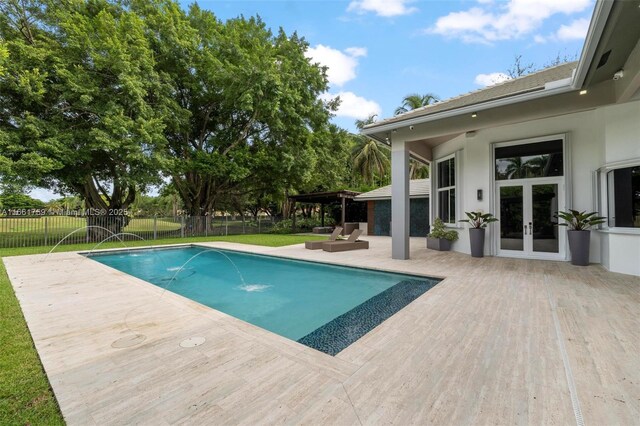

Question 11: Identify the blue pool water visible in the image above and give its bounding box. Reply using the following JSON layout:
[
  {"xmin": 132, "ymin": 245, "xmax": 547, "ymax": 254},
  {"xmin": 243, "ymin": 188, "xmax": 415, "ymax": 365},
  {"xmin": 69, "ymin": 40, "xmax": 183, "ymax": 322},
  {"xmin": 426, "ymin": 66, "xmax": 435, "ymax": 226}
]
[{"xmin": 87, "ymin": 246, "xmax": 439, "ymax": 355}]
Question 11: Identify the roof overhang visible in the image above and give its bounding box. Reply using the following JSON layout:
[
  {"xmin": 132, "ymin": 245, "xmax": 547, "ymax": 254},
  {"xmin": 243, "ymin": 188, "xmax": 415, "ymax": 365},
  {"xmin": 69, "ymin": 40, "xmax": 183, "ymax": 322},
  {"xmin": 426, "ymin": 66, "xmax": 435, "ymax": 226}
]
[
  {"xmin": 288, "ymin": 190, "xmax": 360, "ymax": 204},
  {"xmin": 354, "ymin": 195, "xmax": 429, "ymax": 202}
]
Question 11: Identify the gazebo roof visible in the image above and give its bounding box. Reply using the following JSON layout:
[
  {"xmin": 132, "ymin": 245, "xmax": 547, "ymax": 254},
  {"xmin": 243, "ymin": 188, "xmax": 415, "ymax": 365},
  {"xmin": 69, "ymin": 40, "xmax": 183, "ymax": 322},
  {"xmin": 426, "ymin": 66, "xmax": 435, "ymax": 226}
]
[{"xmin": 288, "ymin": 190, "xmax": 361, "ymax": 204}]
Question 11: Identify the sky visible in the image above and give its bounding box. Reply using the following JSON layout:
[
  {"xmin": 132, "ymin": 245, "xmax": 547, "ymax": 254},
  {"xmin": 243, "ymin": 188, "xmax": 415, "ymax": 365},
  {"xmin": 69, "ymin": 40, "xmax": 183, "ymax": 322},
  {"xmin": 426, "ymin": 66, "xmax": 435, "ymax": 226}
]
[
  {"xmin": 200, "ymin": 0, "xmax": 595, "ymax": 131},
  {"xmin": 29, "ymin": 0, "xmax": 595, "ymax": 201}
]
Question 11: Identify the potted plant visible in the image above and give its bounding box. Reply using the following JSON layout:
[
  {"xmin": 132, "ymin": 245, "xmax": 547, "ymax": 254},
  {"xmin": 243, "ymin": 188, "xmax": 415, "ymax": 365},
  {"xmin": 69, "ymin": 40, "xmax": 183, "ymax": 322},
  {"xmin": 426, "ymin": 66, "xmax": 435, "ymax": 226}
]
[
  {"xmin": 427, "ymin": 218, "xmax": 459, "ymax": 251},
  {"xmin": 459, "ymin": 211, "xmax": 498, "ymax": 258},
  {"xmin": 555, "ymin": 210, "xmax": 605, "ymax": 266}
]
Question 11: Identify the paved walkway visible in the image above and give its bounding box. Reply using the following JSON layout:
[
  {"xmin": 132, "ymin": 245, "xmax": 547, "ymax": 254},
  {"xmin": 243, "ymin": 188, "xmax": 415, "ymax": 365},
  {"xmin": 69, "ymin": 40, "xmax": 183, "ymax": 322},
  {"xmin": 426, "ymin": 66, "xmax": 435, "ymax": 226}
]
[{"xmin": 4, "ymin": 237, "xmax": 639, "ymax": 424}]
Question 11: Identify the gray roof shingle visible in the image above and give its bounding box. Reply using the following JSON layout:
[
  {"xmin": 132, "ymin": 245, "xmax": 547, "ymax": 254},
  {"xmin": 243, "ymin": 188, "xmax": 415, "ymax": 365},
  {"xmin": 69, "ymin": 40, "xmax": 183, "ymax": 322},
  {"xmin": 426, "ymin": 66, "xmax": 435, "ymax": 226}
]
[
  {"xmin": 354, "ymin": 179, "xmax": 430, "ymax": 201},
  {"xmin": 365, "ymin": 61, "xmax": 578, "ymax": 128}
]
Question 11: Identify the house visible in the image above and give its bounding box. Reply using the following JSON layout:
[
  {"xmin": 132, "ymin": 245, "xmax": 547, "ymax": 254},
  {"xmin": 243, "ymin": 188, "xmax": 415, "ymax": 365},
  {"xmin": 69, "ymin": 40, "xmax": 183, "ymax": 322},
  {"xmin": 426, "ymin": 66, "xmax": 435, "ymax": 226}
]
[
  {"xmin": 354, "ymin": 179, "xmax": 430, "ymax": 237},
  {"xmin": 361, "ymin": 0, "xmax": 640, "ymax": 276}
]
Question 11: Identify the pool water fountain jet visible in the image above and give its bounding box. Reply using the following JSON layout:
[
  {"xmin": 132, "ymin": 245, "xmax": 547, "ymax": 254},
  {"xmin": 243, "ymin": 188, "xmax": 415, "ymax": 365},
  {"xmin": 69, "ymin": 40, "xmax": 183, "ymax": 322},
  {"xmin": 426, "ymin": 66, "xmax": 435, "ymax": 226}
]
[
  {"xmin": 120, "ymin": 248, "xmax": 249, "ymax": 350},
  {"xmin": 43, "ymin": 225, "xmax": 126, "ymax": 262},
  {"xmin": 87, "ymin": 232, "xmax": 145, "ymax": 254},
  {"xmin": 163, "ymin": 248, "xmax": 247, "ymax": 294},
  {"xmin": 47, "ymin": 228, "xmax": 156, "ymax": 349}
]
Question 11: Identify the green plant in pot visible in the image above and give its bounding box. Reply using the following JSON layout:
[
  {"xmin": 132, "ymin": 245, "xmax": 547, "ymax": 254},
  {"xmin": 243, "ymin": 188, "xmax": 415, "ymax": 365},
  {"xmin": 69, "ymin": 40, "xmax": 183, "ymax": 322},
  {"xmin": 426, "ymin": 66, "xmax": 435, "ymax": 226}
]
[
  {"xmin": 427, "ymin": 218, "xmax": 459, "ymax": 251},
  {"xmin": 555, "ymin": 210, "xmax": 605, "ymax": 266},
  {"xmin": 459, "ymin": 211, "xmax": 498, "ymax": 258}
]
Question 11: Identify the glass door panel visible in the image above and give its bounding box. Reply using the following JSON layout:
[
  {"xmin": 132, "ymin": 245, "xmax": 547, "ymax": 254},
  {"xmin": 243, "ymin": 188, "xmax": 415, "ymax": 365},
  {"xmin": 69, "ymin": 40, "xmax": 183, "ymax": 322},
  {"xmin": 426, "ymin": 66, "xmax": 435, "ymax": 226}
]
[
  {"xmin": 499, "ymin": 186, "xmax": 524, "ymax": 251},
  {"xmin": 531, "ymin": 184, "xmax": 559, "ymax": 253}
]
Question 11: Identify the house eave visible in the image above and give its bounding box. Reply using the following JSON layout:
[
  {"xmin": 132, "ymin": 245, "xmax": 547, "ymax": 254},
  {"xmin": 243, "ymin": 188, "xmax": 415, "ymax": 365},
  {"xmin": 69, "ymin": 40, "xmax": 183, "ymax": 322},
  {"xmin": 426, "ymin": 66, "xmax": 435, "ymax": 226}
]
[
  {"xmin": 361, "ymin": 84, "xmax": 574, "ymax": 138},
  {"xmin": 571, "ymin": 0, "xmax": 614, "ymax": 90}
]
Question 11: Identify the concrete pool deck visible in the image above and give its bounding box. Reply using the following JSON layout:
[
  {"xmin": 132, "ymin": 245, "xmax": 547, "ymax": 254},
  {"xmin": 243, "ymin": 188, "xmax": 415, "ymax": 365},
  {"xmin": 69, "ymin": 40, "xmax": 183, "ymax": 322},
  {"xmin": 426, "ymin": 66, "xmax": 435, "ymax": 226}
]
[{"xmin": 4, "ymin": 237, "xmax": 639, "ymax": 424}]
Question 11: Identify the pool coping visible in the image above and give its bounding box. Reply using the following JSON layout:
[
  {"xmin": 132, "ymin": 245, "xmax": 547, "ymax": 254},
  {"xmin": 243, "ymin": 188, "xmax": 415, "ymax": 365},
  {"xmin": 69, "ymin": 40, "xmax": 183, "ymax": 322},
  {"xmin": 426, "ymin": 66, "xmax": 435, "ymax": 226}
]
[
  {"xmin": 84, "ymin": 244, "xmax": 443, "ymax": 356},
  {"xmin": 5, "ymin": 238, "xmax": 639, "ymax": 424}
]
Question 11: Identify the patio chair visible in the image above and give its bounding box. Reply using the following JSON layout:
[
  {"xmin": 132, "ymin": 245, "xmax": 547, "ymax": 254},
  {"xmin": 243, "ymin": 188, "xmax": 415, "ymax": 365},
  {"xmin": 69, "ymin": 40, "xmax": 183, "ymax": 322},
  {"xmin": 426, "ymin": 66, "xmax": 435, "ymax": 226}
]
[
  {"xmin": 305, "ymin": 226, "xmax": 344, "ymax": 250},
  {"xmin": 322, "ymin": 229, "xmax": 369, "ymax": 252}
]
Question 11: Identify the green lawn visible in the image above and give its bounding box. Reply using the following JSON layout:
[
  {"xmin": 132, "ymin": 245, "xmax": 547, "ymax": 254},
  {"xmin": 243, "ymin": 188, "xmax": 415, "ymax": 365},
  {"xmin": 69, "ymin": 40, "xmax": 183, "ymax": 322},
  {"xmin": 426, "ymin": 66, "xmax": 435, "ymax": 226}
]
[{"xmin": 0, "ymin": 233, "xmax": 324, "ymax": 425}]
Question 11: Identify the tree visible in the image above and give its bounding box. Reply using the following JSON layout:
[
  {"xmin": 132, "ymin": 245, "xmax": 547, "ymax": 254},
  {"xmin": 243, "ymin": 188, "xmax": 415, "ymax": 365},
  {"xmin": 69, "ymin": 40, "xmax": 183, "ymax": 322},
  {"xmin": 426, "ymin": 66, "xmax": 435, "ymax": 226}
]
[
  {"xmin": 410, "ymin": 161, "xmax": 429, "ymax": 179},
  {"xmin": 394, "ymin": 93, "xmax": 439, "ymax": 115},
  {"xmin": 351, "ymin": 138, "xmax": 390, "ymax": 186},
  {"xmin": 506, "ymin": 54, "xmax": 535, "ymax": 78},
  {"xmin": 504, "ymin": 157, "xmax": 530, "ymax": 179},
  {"xmin": 354, "ymin": 114, "xmax": 377, "ymax": 130},
  {"xmin": 132, "ymin": 2, "xmax": 336, "ymax": 219},
  {"xmin": 0, "ymin": 193, "xmax": 45, "ymax": 210},
  {"xmin": 0, "ymin": 0, "xmax": 168, "ymax": 238},
  {"xmin": 350, "ymin": 115, "xmax": 390, "ymax": 186},
  {"xmin": 506, "ymin": 52, "xmax": 577, "ymax": 79}
]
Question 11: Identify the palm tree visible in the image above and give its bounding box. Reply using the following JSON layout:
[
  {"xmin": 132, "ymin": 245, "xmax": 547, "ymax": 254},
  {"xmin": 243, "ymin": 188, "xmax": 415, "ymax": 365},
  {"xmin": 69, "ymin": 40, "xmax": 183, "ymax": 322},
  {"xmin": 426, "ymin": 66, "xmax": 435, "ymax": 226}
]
[
  {"xmin": 504, "ymin": 157, "xmax": 530, "ymax": 179},
  {"xmin": 394, "ymin": 93, "xmax": 439, "ymax": 115},
  {"xmin": 354, "ymin": 114, "xmax": 377, "ymax": 131},
  {"xmin": 409, "ymin": 160, "xmax": 429, "ymax": 179},
  {"xmin": 524, "ymin": 155, "xmax": 550, "ymax": 177},
  {"xmin": 351, "ymin": 137, "xmax": 390, "ymax": 185}
]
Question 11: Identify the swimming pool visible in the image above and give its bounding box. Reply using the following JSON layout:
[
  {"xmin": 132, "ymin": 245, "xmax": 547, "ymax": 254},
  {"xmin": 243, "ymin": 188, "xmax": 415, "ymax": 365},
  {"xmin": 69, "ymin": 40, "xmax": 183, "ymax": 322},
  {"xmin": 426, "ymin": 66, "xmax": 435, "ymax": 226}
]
[{"xmin": 87, "ymin": 246, "xmax": 440, "ymax": 355}]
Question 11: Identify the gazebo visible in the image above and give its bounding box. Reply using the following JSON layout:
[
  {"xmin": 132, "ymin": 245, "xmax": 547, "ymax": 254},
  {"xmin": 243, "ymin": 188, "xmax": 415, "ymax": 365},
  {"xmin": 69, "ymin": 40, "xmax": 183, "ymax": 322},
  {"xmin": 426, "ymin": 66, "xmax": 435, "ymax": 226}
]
[{"xmin": 288, "ymin": 190, "xmax": 361, "ymax": 230}]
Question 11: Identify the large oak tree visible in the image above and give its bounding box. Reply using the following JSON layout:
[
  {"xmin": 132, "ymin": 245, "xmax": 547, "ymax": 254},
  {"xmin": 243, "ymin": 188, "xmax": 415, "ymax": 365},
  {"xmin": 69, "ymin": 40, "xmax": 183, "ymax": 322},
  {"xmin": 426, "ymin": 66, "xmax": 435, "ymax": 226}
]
[
  {"xmin": 0, "ymin": 0, "xmax": 168, "ymax": 237},
  {"xmin": 133, "ymin": 1, "xmax": 336, "ymax": 217}
]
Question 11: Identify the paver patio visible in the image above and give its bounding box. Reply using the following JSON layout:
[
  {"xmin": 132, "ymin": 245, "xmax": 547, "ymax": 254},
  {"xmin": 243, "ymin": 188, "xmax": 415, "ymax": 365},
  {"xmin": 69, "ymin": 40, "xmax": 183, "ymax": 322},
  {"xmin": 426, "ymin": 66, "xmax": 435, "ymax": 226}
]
[{"xmin": 4, "ymin": 236, "xmax": 639, "ymax": 424}]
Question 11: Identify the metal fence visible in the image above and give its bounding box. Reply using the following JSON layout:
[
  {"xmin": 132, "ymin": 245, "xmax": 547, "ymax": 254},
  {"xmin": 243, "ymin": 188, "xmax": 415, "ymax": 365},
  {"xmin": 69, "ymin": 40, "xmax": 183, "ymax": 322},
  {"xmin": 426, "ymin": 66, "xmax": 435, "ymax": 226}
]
[{"xmin": 0, "ymin": 214, "xmax": 280, "ymax": 249}]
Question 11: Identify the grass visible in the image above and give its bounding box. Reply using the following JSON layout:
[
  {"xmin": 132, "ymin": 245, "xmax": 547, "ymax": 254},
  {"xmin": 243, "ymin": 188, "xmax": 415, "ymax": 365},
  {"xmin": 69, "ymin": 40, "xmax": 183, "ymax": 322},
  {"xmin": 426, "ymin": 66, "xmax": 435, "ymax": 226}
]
[{"xmin": 0, "ymin": 233, "xmax": 325, "ymax": 424}]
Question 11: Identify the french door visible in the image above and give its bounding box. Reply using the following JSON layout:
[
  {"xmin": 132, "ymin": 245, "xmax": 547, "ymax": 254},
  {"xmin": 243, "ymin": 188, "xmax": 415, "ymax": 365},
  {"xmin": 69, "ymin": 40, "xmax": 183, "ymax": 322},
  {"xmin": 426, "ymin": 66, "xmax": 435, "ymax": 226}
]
[{"xmin": 496, "ymin": 179, "xmax": 565, "ymax": 260}]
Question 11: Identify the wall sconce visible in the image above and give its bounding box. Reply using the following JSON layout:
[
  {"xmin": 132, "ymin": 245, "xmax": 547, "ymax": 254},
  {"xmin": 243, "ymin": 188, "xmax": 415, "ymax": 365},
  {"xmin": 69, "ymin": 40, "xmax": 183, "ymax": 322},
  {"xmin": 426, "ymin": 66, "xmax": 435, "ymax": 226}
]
[{"xmin": 477, "ymin": 189, "xmax": 483, "ymax": 201}]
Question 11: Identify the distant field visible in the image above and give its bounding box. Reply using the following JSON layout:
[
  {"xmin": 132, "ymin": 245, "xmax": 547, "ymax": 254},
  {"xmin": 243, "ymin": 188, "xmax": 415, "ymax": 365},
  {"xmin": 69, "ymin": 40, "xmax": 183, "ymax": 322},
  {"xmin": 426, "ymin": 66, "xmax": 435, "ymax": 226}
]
[
  {"xmin": 0, "ymin": 216, "xmax": 181, "ymax": 233},
  {"xmin": 0, "ymin": 216, "xmax": 182, "ymax": 248},
  {"xmin": 0, "ymin": 216, "xmax": 274, "ymax": 248}
]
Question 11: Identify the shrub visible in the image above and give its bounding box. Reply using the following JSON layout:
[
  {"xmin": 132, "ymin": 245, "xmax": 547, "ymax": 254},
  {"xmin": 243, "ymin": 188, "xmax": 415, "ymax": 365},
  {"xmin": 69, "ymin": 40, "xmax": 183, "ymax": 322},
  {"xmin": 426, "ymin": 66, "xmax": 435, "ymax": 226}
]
[
  {"xmin": 427, "ymin": 217, "xmax": 459, "ymax": 241},
  {"xmin": 270, "ymin": 216, "xmax": 336, "ymax": 234}
]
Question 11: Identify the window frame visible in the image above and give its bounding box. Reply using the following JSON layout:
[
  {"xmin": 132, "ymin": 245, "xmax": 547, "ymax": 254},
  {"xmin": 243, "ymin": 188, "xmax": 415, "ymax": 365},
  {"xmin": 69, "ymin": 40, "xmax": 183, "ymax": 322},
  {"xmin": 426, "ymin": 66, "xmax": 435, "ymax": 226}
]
[
  {"xmin": 596, "ymin": 158, "xmax": 640, "ymax": 233},
  {"xmin": 434, "ymin": 153, "xmax": 459, "ymax": 225}
]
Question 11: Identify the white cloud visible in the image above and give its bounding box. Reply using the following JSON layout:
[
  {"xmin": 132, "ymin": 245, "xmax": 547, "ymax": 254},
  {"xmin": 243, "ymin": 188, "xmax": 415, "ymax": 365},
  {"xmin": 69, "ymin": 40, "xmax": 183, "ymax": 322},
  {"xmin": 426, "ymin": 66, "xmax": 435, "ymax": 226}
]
[
  {"xmin": 474, "ymin": 72, "xmax": 511, "ymax": 86},
  {"xmin": 534, "ymin": 34, "xmax": 547, "ymax": 44},
  {"xmin": 556, "ymin": 18, "xmax": 590, "ymax": 41},
  {"xmin": 320, "ymin": 91, "xmax": 381, "ymax": 120},
  {"xmin": 306, "ymin": 45, "xmax": 367, "ymax": 87},
  {"xmin": 427, "ymin": 0, "xmax": 592, "ymax": 43},
  {"xmin": 344, "ymin": 47, "xmax": 367, "ymax": 58},
  {"xmin": 347, "ymin": 0, "xmax": 417, "ymax": 17}
]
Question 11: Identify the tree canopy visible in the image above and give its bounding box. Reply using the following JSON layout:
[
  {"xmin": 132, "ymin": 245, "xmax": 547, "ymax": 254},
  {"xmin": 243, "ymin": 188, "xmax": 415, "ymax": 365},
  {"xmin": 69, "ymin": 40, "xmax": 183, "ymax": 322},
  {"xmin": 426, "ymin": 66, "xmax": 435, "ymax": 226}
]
[
  {"xmin": 128, "ymin": 2, "xmax": 338, "ymax": 216},
  {"xmin": 0, "ymin": 0, "xmax": 168, "ymax": 218},
  {"xmin": 394, "ymin": 93, "xmax": 439, "ymax": 115},
  {"xmin": 0, "ymin": 0, "xmax": 350, "ymax": 223}
]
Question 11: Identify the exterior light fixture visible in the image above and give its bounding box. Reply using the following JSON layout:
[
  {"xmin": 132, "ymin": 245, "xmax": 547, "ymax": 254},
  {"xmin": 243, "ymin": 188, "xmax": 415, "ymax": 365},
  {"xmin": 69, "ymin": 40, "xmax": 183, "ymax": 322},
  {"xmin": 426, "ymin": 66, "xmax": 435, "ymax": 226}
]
[
  {"xmin": 579, "ymin": 90, "xmax": 588, "ymax": 95},
  {"xmin": 471, "ymin": 112, "xmax": 477, "ymax": 118}
]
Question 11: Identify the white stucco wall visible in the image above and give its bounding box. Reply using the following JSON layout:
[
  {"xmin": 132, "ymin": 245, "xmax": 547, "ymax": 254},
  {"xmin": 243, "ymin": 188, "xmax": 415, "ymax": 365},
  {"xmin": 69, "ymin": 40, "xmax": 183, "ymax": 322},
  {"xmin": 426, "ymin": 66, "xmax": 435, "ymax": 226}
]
[
  {"xmin": 598, "ymin": 100, "xmax": 640, "ymax": 276},
  {"xmin": 428, "ymin": 99, "xmax": 640, "ymax": 275}
]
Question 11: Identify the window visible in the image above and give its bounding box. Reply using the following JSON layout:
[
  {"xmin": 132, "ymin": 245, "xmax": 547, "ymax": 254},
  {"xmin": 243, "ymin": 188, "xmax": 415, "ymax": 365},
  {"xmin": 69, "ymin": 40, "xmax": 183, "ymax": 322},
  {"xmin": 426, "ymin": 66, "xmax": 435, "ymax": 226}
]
[
  {"xmin": 437, "ymin": 156, "xmax": 456, "ymax": 223},
  {"xmin": 495, "ymin": 139, "xmax": 563, "ymax": 180},
  {"xmin": 607, "ymin": 165, "xmax": 640, "ymax": 228}
]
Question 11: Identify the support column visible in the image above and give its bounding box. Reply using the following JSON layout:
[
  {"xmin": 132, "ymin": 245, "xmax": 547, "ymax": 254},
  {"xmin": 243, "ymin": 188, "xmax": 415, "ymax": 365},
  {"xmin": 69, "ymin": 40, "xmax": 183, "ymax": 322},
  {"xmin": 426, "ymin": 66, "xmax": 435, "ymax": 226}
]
[
  {"xmin": 320, "ymin": 203, "xmax": 325, "ymax": 227},
  {"xmin": 391, "ymin": 140, "xmax": 410, "ymax": 259}
]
